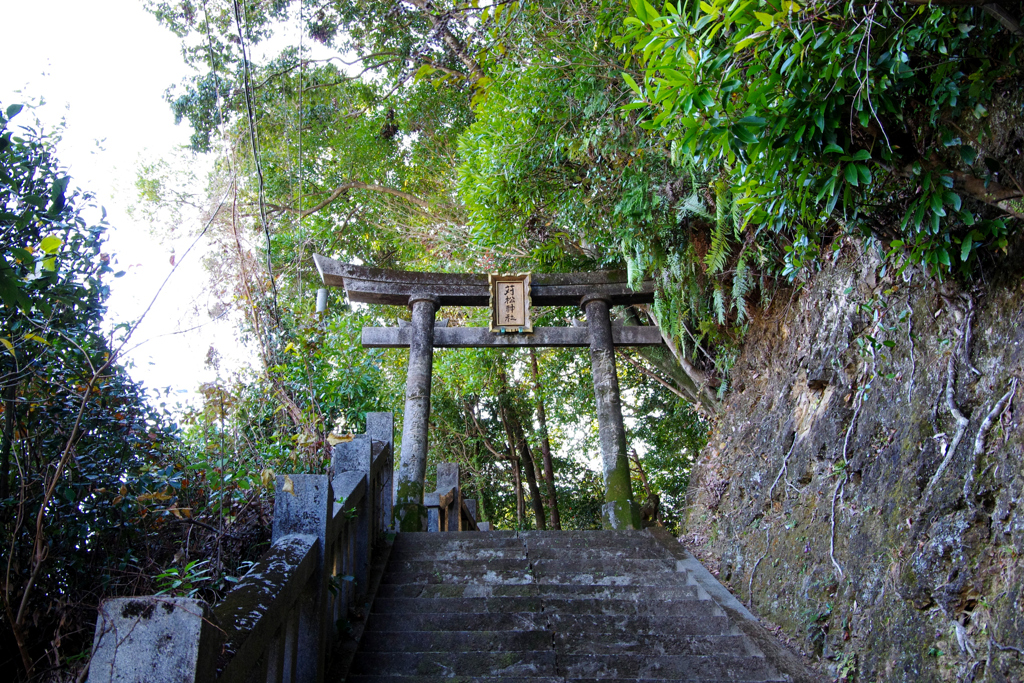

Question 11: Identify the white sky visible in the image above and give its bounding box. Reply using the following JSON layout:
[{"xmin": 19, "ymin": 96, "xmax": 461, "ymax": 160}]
[{"xmin": 2, "ymin": 0, "xmax": 246, "ymax": 402}]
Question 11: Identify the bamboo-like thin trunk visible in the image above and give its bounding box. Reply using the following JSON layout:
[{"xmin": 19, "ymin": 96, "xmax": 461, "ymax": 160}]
[
  {"xmin": 512, "ymin": 415, "xmax": 547, "ymax": 530},
  {"xmin": 500, "ymin": 404, "xmax": 527, "ymax": 528},
  {"xmin": 510, "ymin": 457, "xmax": 524, "ymax": 528},
  {"xmin": 1, "ymin": 383, "xmax": 15, "ymax": 500},
  {"xmin": 530, "ymin": 349, "xmax": 561, "ymax": 529}
]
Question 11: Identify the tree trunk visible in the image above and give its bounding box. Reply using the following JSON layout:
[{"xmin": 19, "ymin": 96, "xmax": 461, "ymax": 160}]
[
  {"xmin": 512, "ymin": 414, "xmax": 547, "ymax": 530},
  {"xmin": 624, "ymin": 306, "xmax": 719, "ymax": 413},
  {"xmin": 629, "ymin": 448, "xmax": 662, "ymax": 527},
  {"xmin": 510, "ymin": 457, "xmax": 524, "ymax": 528},
  {"xmin": 404, "ymin": 0, "xmax": 487, "ymax": 83},
  {"xmin": 500, "ymin": 404, "xmax": 528, "ymax": 528},
  {"xmin": 1, "ymin": 382, "xmax": 15, "ymax": 500},
  {"xmin": 530, "ymin": 349, "xmax": 561, "ymax": 529}
]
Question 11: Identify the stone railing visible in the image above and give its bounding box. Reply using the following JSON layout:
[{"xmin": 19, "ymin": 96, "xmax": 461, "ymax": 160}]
[
  {"xmin": 424, "ymin": 462, "xmax": 490, "ymax": 532},
  {"xmin": 86, "ymin": 413, "xmax": 395, "ymax": 683}
]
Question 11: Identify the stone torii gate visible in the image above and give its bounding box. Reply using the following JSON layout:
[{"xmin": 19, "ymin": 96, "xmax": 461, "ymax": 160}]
[{"xmin": 314, "ymin": 255, "xmax": 663, "ymax": 532}]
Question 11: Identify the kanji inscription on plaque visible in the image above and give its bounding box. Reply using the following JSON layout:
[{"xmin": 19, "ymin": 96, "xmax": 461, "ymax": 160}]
[{"xmin": 488, "ymin": 273, "xmax": 533, "ymax": 333}]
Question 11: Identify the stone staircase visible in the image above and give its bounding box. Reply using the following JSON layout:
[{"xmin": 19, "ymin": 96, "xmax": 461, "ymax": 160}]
[{"xmin": 345, "ymin": 529, "xmax": 795, "ymax": 683}]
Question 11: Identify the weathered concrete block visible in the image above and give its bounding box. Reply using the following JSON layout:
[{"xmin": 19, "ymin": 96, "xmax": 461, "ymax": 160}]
[
  {"xmin": 436, "ymin": 462, "xmax": 458, "ymax": 491},
  {"xmin": 273, "ymin": 474, "xmax": 332, "ymax": 546},
  {"xmin": 333, "ymin": 434, "xmax": 371, "ymax": 474},
  {"xmin": 88, "ymin": 598, "xmax": 219, "ymax": 683},
  {"xmin": 365, "ymin": 412, "xmax": 394, "ymax": 451}
]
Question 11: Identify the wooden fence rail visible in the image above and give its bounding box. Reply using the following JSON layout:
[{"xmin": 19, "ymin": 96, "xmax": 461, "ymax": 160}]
[{"xmin": 87, "ymin": 413, "xmax": 395, "ymax": 683}]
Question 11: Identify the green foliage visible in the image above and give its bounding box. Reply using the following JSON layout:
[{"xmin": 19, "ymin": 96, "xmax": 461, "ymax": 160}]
[
  {"xmin": 1, "ymin": 102, "xmax": 181, "ymax": 680},
  {"xmin": 618, "ymin": 0, "xmax": 1022, "ymax": 276},
  {"xmin": 0, "ymin": 104, "xmax": 100, "ymax": 313},
  {"xmin": 155, "ymin": 559, "xmax": 212, "ymax": 598}
]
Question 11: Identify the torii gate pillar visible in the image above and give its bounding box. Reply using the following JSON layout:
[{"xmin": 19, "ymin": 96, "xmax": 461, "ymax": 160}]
[
  {"xmin": 582, "ymin": 294, "xmax": 642, "ymax": 530},
  {"xmin": 394, "ymin": 293, "xmax": 439, "ymax": 532}
]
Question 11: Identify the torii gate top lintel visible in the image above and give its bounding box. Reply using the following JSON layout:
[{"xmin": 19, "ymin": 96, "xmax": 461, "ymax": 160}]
[
  {"xmin": 313, "ymin": 253, "xmax": 656, "ymax": 308},
  {"xmin": 313, "ymin": 253, "xmax": 656, "ymax": 533}
]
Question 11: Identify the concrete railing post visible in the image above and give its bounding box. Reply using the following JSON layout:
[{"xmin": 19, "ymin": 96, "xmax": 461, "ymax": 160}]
[
  {"xmin": 582, "ymin": 294, "xmax": 642, "ymax": 530},
  {"xmin": 333, "ymin": 434, "xmax": 372, "ymax": 590},
  {"xmin": 366, "ymin": 412, "xmax": 395, "ymax": 534},
  {"xmin": 394, "ymin": 293, "xmax": 439, "ymax": 532},
  {"xmin": 273, "ymin": 474, "xmax": 332, "ymax": 683},
  {"xmin": 87, "ymin": 598, "xmax": 219, "ymax": 683}
]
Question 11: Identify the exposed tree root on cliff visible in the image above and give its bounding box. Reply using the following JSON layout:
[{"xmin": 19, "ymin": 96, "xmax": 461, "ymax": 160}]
[
  {"xmin": 766, "ymin": 435, "xmax": 798, "ymax": 502},
  {"xmin": 829, "ymin": 387, "xmax": 864, "ymax": 579},
  {"xmin": 964, "ymin": 378, "xmax": 1017, "ymax": 504},
  {"xmin": 922, "ymin": 311, "xmax": 973, "ymax": 506},
  {"xmin": 748, "ymin": 527, "xmax": 771, "ymax": 608},
  {"xmin": 906, "ymin": 301, "xmax": 916, "ymax": 403},
  {"xmin": 842, "ymin": 391, "xmax": 864, "ymax": 465},
  {"xmin": 829, "ymin": 476, "xmax": 847, "ymax": 578},
  {"xmin": 962, "ymin": 296, "xmax": 982, "ymax": 378}
]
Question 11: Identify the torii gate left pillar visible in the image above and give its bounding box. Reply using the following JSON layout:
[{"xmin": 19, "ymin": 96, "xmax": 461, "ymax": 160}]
[
  {"xmin": 393, "ymin": 293, "xmax": 439, "ymax": 531},
  {"xmin": 314, "ymin": 255, "xmax": 660, "ymax": 531}
]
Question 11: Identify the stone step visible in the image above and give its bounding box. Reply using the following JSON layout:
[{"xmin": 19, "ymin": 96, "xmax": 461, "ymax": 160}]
[
  {"xmin": 356, "ymin": 630, "xmax": 553, "ymax": 653},
  {"xmin": 350, "ymin": 679, "xmax": 781, "ymax": 683},
  {"xmin": 552, "ymin": 632, "xmax": 754, "ymax": 658},
  {"xmin": 526, "ymin": 546, "xmax": 671, "ymax": 561},
  {"xmin": 386, "ymin": 558, "xmax": 532, "ymax": 573},
  {"xmin": 557, "ymin": 654, "xmax": 784, "ymax": 681},
  {"xmin": 372, "ymin": 596, "xmax": 543, "ymax": 614},
  {"xmin": 349, "ymin": 677, "xmax": 564, "ymax": 683},
  {"xmin": 379, "ymin": 569, "xmax": 693, "ymax": 587},
  {"xmin": 530, "ymin": 558, "xmax": 677, "ymax": 574},
  {"xmin": 349, "ymin": 651, "xmax": 557, "ymax": 678},
  {"xmin": 364, "ymin": 611, "xmax": 546, "ymax": 633},
  {"xmin": 519, "ymin": 530, "xmax": 654, "ymax": 541},
  {"xmin": 563, "ymin": 679, "xmax": 784, "ymax": 683},
  {"xmin": 348, "ymin": 652, "xmax": 783, "ymax": 681},
  {"xmin": 364, "ymin": 611, "xmax": 731, "ymax": 636},
  {"xmin": 371, "ymin": 597, "xmax": 722, "ymax": 618},
  {"xmin": 384, "ymin": 557, "xmax": 678, "ymax": 575},
  {"xmin": 393, "ymin": 533, "xmax": 521, "ymax": 547},
  {"xmin": 544, "ymin": 612, "xmax": 731, "ymax": 637},
  {"xmin": 374, "ymin": 582, "xmax": 702, "ymax": 601},
  {"xmin": 392, "ymin": 545, "xmax": 673, "ymax": 562},
  {"xmin": 520, "ymin": 530, "xmax": 667, "ymax": 547},
  {"xmin": 393, "ymin": 530, "xmax": 666, "ymax": 552},
  {"xmin": 378, "ymin": 569, "xmax": 534, "ymax": 586},
  {"xmin": 388, "ymin": 547, "xmax": 529, "ymax": 562},
  {"xmin": 355, "ymin": 630, "xmax": 753, "ymax": 658}
]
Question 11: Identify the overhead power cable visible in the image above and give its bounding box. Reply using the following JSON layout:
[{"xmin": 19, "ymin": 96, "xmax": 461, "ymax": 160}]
[{"xmin": 232, "ymin": 0, "xmax": 281, "ymax": 324}]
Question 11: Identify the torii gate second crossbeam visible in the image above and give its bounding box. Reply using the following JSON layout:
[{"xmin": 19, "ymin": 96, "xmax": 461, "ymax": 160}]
[{"xmin": 314, "ymin": 254, "xmax": 664, "ymax": 532}]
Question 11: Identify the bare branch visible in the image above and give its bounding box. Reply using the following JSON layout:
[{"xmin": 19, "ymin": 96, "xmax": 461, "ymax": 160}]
[{"xmin": 288, "ymin": 182, "xmax": 431, "ymax": 217}]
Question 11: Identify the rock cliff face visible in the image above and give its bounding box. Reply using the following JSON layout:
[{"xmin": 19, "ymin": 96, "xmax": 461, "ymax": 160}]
[{"xmin": 683, "ymin": 241, "xmax": 1024, "ymax": 682}]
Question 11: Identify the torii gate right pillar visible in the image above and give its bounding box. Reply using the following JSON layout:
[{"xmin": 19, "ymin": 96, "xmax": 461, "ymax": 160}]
[{"xmin": 582, "ymin": 294, "xmax": 642, "ymax": 530}]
